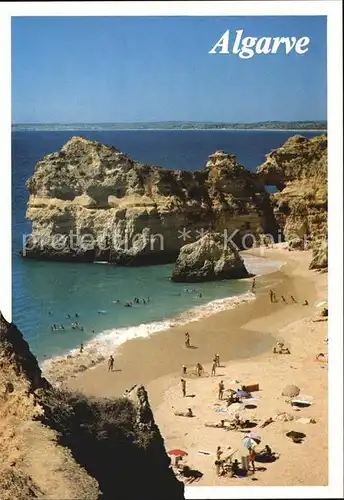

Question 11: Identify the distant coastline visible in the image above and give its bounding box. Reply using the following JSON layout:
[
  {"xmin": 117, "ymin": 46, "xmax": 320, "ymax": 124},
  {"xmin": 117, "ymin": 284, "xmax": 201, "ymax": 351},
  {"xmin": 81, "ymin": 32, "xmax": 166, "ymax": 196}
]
[{"xmin": 12, "ymin": 120, "xmax": 327, "ymax": 132}]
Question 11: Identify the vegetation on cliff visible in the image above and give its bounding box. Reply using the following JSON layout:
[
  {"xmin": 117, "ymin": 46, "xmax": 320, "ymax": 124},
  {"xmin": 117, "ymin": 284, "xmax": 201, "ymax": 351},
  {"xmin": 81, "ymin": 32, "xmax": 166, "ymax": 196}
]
[
  {"xmin": 12, "ymin": 120, "xmax": 327, "ymax": 131},
  {"xmin": 0, "ymin": 313, "xmax": 184, "ymax": 499}
]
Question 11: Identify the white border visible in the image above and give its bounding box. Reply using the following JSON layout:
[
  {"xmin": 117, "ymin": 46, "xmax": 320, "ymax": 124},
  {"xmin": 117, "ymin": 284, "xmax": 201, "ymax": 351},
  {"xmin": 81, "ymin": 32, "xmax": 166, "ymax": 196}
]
[{"xmin": 1, "ymin": 2, "xmax": 343, "ymax": 499}]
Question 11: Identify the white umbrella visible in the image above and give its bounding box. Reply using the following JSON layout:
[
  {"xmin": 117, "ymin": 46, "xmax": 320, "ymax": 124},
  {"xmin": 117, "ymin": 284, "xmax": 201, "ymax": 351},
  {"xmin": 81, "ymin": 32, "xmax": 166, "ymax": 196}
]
[
  {"xmin": 244, "ymin": 431, "xmax": 261, "ymax": 441},
  {"xmin": 242, "ymin": 432, "xmax": 261, "ymax": 448}
]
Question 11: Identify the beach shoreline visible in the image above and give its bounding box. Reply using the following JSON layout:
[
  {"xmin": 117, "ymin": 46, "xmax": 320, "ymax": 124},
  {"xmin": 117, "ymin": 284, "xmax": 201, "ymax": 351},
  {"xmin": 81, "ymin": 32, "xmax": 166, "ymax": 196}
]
[
  {"xmin": 54, "ymin": 245, "xmax": 319, "ymax": 398},
  {"xmin": 40, "ymin": 250, "xmax": 284, "ymax": 386},
  {"xmin": 60, "ymin": 245, "xmax": 328, "ymax": 487}
]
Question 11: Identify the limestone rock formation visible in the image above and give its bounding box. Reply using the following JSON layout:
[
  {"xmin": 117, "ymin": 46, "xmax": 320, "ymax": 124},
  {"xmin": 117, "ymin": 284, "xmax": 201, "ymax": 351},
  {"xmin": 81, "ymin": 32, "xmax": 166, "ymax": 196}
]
[
  {"xmin": 257, "ymin": 134, "xmax": 328, "ymax": 268},
  {"xmin": 309, "ymin": 239, "xmax": 328, "ymax": 270},
  {"xmin": 23, "ymin": 137, "xmax": 277, "ymax": 264},
  {"xmin": 23, "ymin": 134, "xmax": 327, "ymax": 270},
  {"xmin": 0, "ymin": 313, "xmax": 184, "ymax": 499},
  {"xmin": 171, "ymin": 233, "xmax": 249, "ymax": 282}
]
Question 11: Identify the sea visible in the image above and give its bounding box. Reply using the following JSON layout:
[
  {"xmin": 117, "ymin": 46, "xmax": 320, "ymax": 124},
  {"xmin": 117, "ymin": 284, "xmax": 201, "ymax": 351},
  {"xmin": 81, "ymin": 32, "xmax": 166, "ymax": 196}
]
[{"xmin": 12, "ymin": 129, "xmax": 323, "ymax": 362}]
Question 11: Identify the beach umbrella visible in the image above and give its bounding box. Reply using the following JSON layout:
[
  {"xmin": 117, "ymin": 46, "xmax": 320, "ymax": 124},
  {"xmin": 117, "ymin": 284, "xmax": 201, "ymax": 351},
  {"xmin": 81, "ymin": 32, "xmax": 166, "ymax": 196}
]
[
  {"xmin": 242, "ymin": 436, "xmax": 260, "ymax": 449},
  {"xmin": 282, "ymin": 385, "xmax": 300, "ymax": 398},
  {"xmin": 168, "ymin": 449, "xmax": 188, "ymax": 457},
  {"xmin": 244, "ymin": 432, "xmax": 261, "ymax": 441}
]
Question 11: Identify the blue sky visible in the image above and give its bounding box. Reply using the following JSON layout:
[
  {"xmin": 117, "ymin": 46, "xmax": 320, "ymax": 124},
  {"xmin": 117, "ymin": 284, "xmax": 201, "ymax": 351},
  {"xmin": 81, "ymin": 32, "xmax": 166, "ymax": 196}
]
[{"xmin": 12, "ymin": 16, "xmax": 327, "ymax": 123}]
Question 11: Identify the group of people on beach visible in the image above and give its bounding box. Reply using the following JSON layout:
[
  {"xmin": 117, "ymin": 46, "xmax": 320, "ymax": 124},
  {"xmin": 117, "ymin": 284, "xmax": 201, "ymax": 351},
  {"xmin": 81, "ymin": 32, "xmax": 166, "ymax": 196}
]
[
  {"xmin": 269, "ymin": 289, "xmax": 309, "ymax": 306},
  {"xmin": 181, "ymin": 350, "xmax": 220, "ymax": 378}
]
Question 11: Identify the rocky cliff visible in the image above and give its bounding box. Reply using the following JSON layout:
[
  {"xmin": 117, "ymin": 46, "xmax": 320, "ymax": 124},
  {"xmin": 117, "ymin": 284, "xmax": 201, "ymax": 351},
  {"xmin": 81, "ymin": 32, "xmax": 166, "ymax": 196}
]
[
  {"xmin": 23, "ymin": 137, "xmax": 278, "ymax": 264},
  {"xmin": 23, "ymin": 134, "xmax": 327, "ymax": 269},
  {"xmin": 257, "ymin": 134, "xmax": 328, "ymax": 268},
  {"xmin": 0, "ymin": 313, "xmax": 184, "ymax": 499},
  {"xmin": 172, "ymin": 232, "xmax": 249, "ymax": 282}
]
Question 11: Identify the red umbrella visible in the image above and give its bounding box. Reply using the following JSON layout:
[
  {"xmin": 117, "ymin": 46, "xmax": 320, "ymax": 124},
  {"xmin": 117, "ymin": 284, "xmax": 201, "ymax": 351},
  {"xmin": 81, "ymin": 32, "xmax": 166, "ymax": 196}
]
[{"xmin": 168, "ymin": 449, "xmax": 188, "ymax": 457}]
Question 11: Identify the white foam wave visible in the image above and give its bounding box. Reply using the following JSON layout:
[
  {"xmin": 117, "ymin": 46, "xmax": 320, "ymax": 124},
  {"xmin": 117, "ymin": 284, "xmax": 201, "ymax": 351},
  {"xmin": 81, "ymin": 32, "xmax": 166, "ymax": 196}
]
[
  {"xmin": 41, "ymin": 256, "xmax": 284, "ymax": 378},
  {"xmin": 41, "ymin": 291, "xmax": 255, "ymax": 375}
]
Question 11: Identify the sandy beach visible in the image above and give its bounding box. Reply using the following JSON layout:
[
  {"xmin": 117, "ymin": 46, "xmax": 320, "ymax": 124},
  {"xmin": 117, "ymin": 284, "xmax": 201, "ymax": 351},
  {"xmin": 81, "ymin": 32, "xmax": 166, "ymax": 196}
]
[{"xmin": 50, "ymin": 245, "xmax": 327, "ymax": 486}]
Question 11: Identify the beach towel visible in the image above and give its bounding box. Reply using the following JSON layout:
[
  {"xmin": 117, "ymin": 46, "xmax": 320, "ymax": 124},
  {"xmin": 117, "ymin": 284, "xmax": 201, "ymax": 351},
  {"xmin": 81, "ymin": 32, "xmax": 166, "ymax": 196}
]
[
  {"xmin": 296, "ymin": 417, "xmax": 316, "ymax": 424},
  {"xmin": 291, "ymin": 394, "xmax": 313, "ymax": 406},
  {"xmin": 236, "ymin": 390, "xmax": 251, "ymax": 398},
  {"xmin": 215, "ymin": 407, "xmax": 228, "ymax": 413},
  {"xmin": 242, "ymin": 384, "xmax": 259, "ymax": 393},
  {"xmin": 243, "ymin": 398, "xmax": 259, "ymax": 406}
]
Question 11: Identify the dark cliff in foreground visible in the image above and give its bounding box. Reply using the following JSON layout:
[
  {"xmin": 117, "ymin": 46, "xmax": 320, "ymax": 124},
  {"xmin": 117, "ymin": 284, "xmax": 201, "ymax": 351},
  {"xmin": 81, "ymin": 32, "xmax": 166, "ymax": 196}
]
[
  {"xmin": 23, "ymin": 134, "xmax": 327, "ymax": 270},
  {"xmin": 0, "ymin": 313, "xmax": 184, "ymax": 500}
]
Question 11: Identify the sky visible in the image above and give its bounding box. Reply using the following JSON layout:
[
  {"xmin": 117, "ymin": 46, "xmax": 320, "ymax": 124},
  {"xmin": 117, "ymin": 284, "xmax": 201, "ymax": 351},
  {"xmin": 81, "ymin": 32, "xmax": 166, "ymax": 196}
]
[{"xmin": 11, "ymin": 16, "xmax": 327, "ymax": 123}]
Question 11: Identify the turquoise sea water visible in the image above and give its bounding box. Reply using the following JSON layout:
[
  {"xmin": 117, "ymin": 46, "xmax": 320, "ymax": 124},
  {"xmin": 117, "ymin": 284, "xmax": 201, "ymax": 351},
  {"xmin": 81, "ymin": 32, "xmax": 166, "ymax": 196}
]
[{"xmin": 12, "ymin": 129, "xmax": 321, "ymax": 361}]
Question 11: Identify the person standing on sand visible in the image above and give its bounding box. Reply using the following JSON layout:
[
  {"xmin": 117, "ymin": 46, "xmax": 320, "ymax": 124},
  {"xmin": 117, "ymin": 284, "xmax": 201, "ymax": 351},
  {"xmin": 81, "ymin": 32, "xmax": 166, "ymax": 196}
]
[
  {"xmin": 196, "ymin": 363, "xmax": 203, "ymax": 377},
  {"xmin": 251, "ymin": 278, "xmax": 256, "ymax": 293},
  {"xmin": 80, "ymin": 343, "xmax": 84, "ymax": 353},
  {"xmin": 181, "ymin": 379, "xmax": 186, "ymax": 397},
  {"xmin": 248, "ymin": 447, "xmax": 256, "ymax": 473},
  {"xmin": 108, "ymin": 355, "xmax": 114, "ymax": 372},
  {"xmin": 182, "ymin": 365, "xmax": 187, "ymax": 375},
  {"xmin": 269, "ymin": 289, "xmax": 274, "ymax": 303},
  {"xmin": 211, "ymin": 361, "xmax": 217, "ymax": 376},
  {"xmin": 216, "ymin": 446, "xmax": 223, "ymax": 461},
  {"xmin": 185, "ymin": 332, "xmax": 190, "ymax": 348},
  {"xmin": 218, "ymin": 380, "xmax": 225, "ymax": 400}
]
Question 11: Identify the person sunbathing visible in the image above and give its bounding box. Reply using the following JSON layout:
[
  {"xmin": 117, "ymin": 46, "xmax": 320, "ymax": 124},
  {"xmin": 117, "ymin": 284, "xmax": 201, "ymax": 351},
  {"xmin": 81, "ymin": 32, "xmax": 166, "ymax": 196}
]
[
  {"xmin": 260, "ymin": 417, "xmax": 274, "ymax": 428},
  {"xmin": 174, "ymin": 408, "xmax": 194, "ymax": 417},
  {"xmin": 230, "ymin": 459, "xmax": 240, "ymax": 477},
  {"xmin": 226, "ymin": 414, "xmax": 244, "ymax": 430},
  {"xmin": 273, "ymin": 342, "xmax": 290, "ymax": 354},
  {"xmin": 226, "ymin": 392, "xmax": 241, "ymax": 406},
  {"xmin": 204, "ymin": 419, "xmax": 226, "ymax": 428}
]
